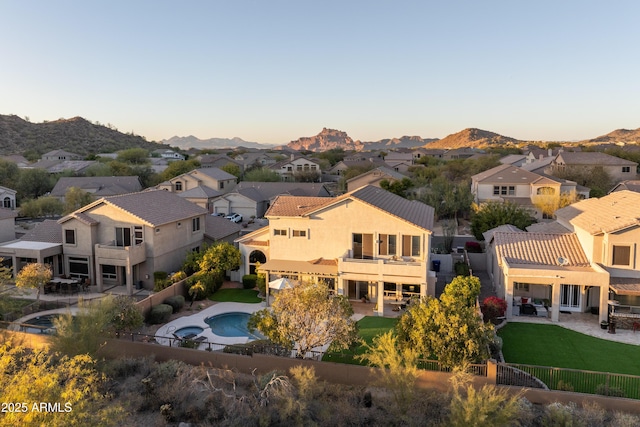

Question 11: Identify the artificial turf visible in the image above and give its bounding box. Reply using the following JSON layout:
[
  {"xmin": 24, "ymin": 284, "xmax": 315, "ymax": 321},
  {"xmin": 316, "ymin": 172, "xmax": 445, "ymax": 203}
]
[
  {"xmin": 209, "ymin": 288, "xmax": 262, "ymax": 303},
  {"xmin": 498, "ymin": 322, "xmax": 640, "ymax": 376},
  {"xmin": 322, "ymin": 316, "xmax": 398, "ymax": 364}
]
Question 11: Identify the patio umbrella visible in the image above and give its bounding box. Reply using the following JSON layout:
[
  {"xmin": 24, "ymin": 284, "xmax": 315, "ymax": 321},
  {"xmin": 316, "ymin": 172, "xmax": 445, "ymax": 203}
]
[{"xmin": 268, "ymin": 277, "xmax": 296, "ymax": 290}]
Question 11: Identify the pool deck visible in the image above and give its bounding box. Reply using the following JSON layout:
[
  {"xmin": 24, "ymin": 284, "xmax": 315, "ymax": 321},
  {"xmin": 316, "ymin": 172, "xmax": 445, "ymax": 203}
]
[{"xmin": 156, "ymin": 302, "xmax": 266, "ymax": 347}]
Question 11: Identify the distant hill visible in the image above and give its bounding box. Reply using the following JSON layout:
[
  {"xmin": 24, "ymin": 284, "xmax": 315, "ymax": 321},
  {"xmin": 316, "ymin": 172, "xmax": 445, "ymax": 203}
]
[
  {"xmin": 285, "ymin": 128, "xmax": 436, "ymax": 152},
  {"xmin": 163, "ymin": 135, "xmax": 274, "ymax": 150},
  {"xmin": 0, "ymin": 115, "xmax": 164, "ymax": 157},
  {"xmin": 425, "ymin": 128, "xmax": 521, "ymax": 149},
  {"xmin": 585, "ymin": 128, "xmax": 640, "ymax": 144}
]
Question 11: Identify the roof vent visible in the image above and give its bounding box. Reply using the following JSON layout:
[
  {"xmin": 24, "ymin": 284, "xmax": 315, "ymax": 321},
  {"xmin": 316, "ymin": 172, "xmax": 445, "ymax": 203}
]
[{"xmin": 557, "ymin": 256, "xmax": 568, "ymax": 266}]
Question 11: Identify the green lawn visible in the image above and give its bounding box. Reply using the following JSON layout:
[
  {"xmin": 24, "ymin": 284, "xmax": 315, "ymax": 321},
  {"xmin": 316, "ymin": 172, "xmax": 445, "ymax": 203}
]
[
  {"xmin": 498, "ymin": 323, "xmax": 640, "ymax": 376},
  {"xmin": 322, "ymin": 316, "xmax": 398, "ymax": 365},
  {"xmin": 209, "ymin": 289, "xmax": 262, "ymax": 303}
]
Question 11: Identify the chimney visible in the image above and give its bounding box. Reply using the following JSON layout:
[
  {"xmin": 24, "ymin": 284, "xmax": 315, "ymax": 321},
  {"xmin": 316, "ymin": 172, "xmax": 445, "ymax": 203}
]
[
  {"xmin": 539, "ymin": 154, "xmax": 543, "ymax": 160},
  {"xmin": 291, "ymin": 154, "xmax": 295, "ymax": 161},
  {"xmin": 548, "ymin": 148, "xmax": 552, "ymax": 156}
]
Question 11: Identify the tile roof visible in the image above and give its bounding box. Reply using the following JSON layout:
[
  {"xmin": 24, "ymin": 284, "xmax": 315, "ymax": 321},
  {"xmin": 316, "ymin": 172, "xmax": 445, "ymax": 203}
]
[
  {"xmin": 555, "ymin": 190, "xmax": 640, "ymax": 234},
  {"xmin": 525, "ymin": 221, "xmax": 571, "ymax": 234},
  {"xmin": 555, "ymin": 152, "xmax": 637, "ymax": 166},
  {"xmin": 178, "ymin": 185, "xmax": 222, "ymax": 199},
  {"xmin": 64, "ymin": 189, "xmax": 208, "ymax": 226},
  {"xmin": 472, "ymin": 164, "xmax": 558, "ymax": 185},
  {"xmin": 609, "ymin": 277, "xmax": 640, "ymax": 296},
  {"xmin": 483, "ymin": 224, "xmax": 522, "ymax": 242},
  {"xmin": 267, "ymin": 185, "xmax": 435, "ymax": 231},
  {"xmin": 192, "ymin": 167, "xmax": 237, "ymax": 181},
  {"xmin": 494, "ymin": 231, "xmax": 590, "ymax": 267},
  {"xmin": 20, "ymin": 219, "xmax": 62, "ymax": 243},
  {"xmin": 50, "ymin": 176, "xmax": 142, "ymax": 197},
  {"xmin": 609, "ymin": 180, "xmax": 640, "ymax": 194},
  {"xmin": 346, "ymin": 166, "xmax": 407, "ymax": 183},
  {"xmin": 204, "ymin": 215, "xmax": 243, "ymax": 240},
  {"xmin": 235, "ymin": 182, "xmax": 331, "ymax": 200}
]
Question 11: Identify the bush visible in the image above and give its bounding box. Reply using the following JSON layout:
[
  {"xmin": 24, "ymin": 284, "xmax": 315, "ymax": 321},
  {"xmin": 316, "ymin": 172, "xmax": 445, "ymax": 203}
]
[
  {"xmin": 256, "ymin": 274, "xmax": 266, "ymax": 295},
  {"xmin": 148, "ymin": 304, "xmax": 173, "ymax": 324},
  {"xmin": 464, "ymin": 241, "xmax": 482, "ymax": 253},
  {"xmin": 454, "ymin": 262, "xmax": 470, "ymax": 276},
  {"xmin": 153, "ymin": 271, "xmax": 170, "ymax": 292},
  {"xmin": 595, "ymin": 384, "xmax": 625, "ymax": 397},
  {"xmin": 186, "ymin": 271, "xmax": 223, "ymax": 300},
  {"xmin": 170, "ymin": 271, "xmax": 187, "ymax": 283},
  {"xmin": 163, "ymin": 295, "xmax": 185, "ymax": 313},
  {"xmin": 482, "ymin": 296, "xmax": 507, "ymax": 322},
  {"xmin": 556, "ymin": 380, "xmax": 574, "ymax": 392},
  {"xmin": 242, "ymin": 274, "xmax": 257, "ymax": 289}
]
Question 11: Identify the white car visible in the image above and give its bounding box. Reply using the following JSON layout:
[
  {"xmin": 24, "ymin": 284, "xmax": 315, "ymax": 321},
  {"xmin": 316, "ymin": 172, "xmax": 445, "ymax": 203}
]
[{"xmin": 225, "ymin": 213, "xmax": 243, "ymax": 223}]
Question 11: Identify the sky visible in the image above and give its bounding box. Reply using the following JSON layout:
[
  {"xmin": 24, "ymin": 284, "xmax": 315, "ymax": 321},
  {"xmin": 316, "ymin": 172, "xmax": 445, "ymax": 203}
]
[{"xmin": 1, "ymin": 1, "xmax": 639, "ymax": 145}]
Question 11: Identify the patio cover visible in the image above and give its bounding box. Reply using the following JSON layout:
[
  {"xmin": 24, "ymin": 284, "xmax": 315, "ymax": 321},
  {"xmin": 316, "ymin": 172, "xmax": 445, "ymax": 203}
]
[
  {"xmin": 259, "ymin": 259, "xmax": 338, "ymax": 276},
  {"xmin": 609, "ymin": 277, "xmax": 640, "ymax": 296}
]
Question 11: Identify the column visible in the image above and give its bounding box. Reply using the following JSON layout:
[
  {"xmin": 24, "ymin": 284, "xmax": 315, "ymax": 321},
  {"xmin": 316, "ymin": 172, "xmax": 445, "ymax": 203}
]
[
  {"xmin": 376, "ymin": 281, "xmax": 384, "ymax": 316},
  {"xmin": 551, "ymin": 282, "xmax": 561, "ymax": 322},
  {"xmin": 505, "ymin": 278, "xmax": 514, "ymax": 319}
]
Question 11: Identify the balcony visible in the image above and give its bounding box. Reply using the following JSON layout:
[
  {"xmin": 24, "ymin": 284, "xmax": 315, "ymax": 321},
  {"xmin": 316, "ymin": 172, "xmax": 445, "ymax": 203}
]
[
  {"xmin": 95, "ymin": 242, "xmax": 146, "ymax": 265},
  {"xmin": 339, "ymin": 251, "xmax": 426, "ymax": 282}
]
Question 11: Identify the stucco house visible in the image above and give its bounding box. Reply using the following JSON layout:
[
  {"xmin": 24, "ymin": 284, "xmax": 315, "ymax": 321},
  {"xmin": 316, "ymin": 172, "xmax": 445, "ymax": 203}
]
[
  {"xmin": 58, "ymin": 189, "xmax": 208, "ymax": 294},
  {"xmin": 548, "ymin": 152, "xmax": 638, "ymax": 183},
  {"xmin": 0, "ymin": 186, "xmax": 17, "ymax": 210},
  {"xmin": 346, "ymin": 167, "xmax": 407, "ymax": 192},
  {"xmin": 236, "ymin": 185, "xmax": 437, "ymax": 316},
  {"xmin": 157, "ymin": 167, "xmax": 237, "ymax": 195},
  {"xmin": 269, "ymin": 155, "xmax": 322, "ymax": 182}
]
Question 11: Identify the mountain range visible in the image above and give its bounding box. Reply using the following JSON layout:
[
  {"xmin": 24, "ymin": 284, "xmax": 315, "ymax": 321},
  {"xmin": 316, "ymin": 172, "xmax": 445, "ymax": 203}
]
[{"xmin": 161, "ymin": 135, "xmax": 273, "ymax": 150}]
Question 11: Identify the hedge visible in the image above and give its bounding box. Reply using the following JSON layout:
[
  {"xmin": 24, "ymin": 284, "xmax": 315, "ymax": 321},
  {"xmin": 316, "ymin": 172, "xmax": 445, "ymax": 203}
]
[
  {"xmin": 163, "ymin": 295, "xmax": 185, "ymax": 313},
  {"xmin": 148, "ymin": 304, "xmax": 173, "ymax": 324},
  {"xmin": 242, "ymin": 274, "xmax": 257, "ymax": 289}
]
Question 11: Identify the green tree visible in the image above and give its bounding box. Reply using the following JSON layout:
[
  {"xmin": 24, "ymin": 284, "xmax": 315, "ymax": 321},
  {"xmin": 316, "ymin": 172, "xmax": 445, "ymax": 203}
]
[
  {"xmin": 198, "ymin": 241, "xmax": 242, "ymax": 275},
  {"xmin": 416, "ymin": 176, "xmax": 473, "ymax": 220},
  {"xmin": 17, "ymin": 168, "xmax": 54, "ymax": 200},
  {"xmin": 221, "ymin": 162, "xmax": 242, "ymax": 178},
  {"xmin": 396, "ymin": 278, "xmax": 493, "ymax": 369},
  {"xmin": 19, "ymin": 196, "xmax": 64, "ymax": 218},
  {"xmin": 0, "ymin": 159, "xmax": 20, "ymax": 188},
  {"xmin": 51, "ymin": 295, "xmax": 143, "ymax": 357},
  {"xmin": 443, "ymin": 275, "xmax": 481, "ymax": 307},
  {"xmin": 63, "ymin": 186, "xmax": 94, "ymax": 213},
  {"xmin": 380, "ymin": 177, "xmax": 413, "ymax": 198},
  {"xmin": 0, "ymin": 344, "xmax": 125, "ymax": 426},
  {"xmin": 293, "ymin": 170, "xmax": 321, "ymax": 183},
  {"xmin": 244, "ymin": 167, "xmax": 281, "ymax": 182},
  {"xmin": 15, "ymin": 262, "xmax": 52, "ymax": 303},
  {"xmin": 116, "ymin": 147, "xmax": 149, "ymax": 164},
  {"xmin": 470, "ymin": 201, "xmax": 535, "ymax": 240},
  {"xmin": 249, "ymin": 281, "xmax": 358, "ymax": 358},
  {"xmin": 161, "ymin": 159, "xmax": 200, "ymax": 181},
  {"xmin": 553, "ymin": 166, "xmax": 612, "ymax": 198}
]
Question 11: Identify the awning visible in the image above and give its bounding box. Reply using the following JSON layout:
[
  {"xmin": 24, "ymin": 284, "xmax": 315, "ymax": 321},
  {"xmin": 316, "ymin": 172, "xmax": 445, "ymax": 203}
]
[
  {"xmin": 610, "ymin": 278, "xmax": 640, "ymax": 296},
  {"xmin": 259, "ymin": 259, "xmax": 338, "ymax": 276}
]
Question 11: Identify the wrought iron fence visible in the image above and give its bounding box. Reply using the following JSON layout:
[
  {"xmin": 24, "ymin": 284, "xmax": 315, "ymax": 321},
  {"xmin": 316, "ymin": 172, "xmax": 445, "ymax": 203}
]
[
  {"xmin": 418, "ymin": 359, "xmax": 487, "ymax": 376},
  {"xmin": 499, "ymin": 363, "xmax": 640, "ymax": 399}
]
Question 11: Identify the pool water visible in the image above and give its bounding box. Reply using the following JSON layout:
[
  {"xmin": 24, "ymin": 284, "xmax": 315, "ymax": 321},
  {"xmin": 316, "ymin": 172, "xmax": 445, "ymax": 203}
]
[
  {"xmin": 174, "ymin": 326, "xmax": 204, "ymax": 337},
  {"xmin": 22, "ymin": 314, "xmax": 60, "ymax": 334},
  {"xmin": 205, "ymin": 312, "xmax": 264, "ymax": 339}
]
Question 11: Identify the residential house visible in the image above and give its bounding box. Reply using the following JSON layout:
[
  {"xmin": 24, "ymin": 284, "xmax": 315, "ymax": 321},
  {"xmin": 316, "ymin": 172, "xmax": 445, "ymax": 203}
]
[
  {"xmin": 153, "ymin": 149, "xmax": 185, "ymax": 161},
  {"xmin": 204, "ymin": 215, "xmax": 243, "ymax": 245},
  {"xmin": 548, "ymin": 152, "xmax": 638, "ymax": 183},
  {"xmin": 156, "ymin": 167, "xmax": 237, "ymax": 194},
  {"xmin": 177, "ymin": 186, "xmax": 222, "ymax": 213},
  {"xmin": 326, "ymin": 157, "xmax": 386, "ymax": 175},
  {"xmin": 41, "ymin": 149, "xmax": 82, "ymax": 161},
  {"xmin": 50, "ymin": 176, "xmax": 143, "ymax": 202},
  {"xmin": 471, "ymin": 164, "xmax": 565, "ymax": 219},
  {"xmin": 443, "ymin": 148, "xmax": 480, "ymax": 160},
  {"xmin": 26, "ymin": 159, "xmax": 96, "ymax": 174},
  {"xmin": 609, "ymin": 180, "xmax": 640, "ymax": 194},
  {"xmin": 499, "ymin": 154, "xmax": 527, "ymax": 167},
  {"xmin": 0, "ymin": 208, "xmax": 18, "ymax": 242},
  {"xmin": 236, "ymin": 185, "xmax": 437, "ymax": 316},
  {"xmin": 233, "ymin": 152, "xmax": 278, "ymax": 171},
  {"xmin": 212, "ymin": 181, "xmax": 331, "ymax": 219},
  {"xmin": 0, "ymin": 186, "xmax": 17, "ymax": 209},
  {"xmin": 58, "ymin": 190, "xmax": 208, "ymax": 294},
  {"xmin": 346, "ymin": 167, "xmax": 407, "ymax": 192},
  {"xmin": 270, "ymin": 155, "xmax": 322, "ymax": 181},
  {"xmin": 0, "ymin": 155, "xmax": 30, "ymax": 168},
  {"xmin": 199, "ymin": 154, "xmax": 243, "ymax": 171},
  {"xmin": 0, "ymin": 220, "xmax": 63, "ymax": 277}
]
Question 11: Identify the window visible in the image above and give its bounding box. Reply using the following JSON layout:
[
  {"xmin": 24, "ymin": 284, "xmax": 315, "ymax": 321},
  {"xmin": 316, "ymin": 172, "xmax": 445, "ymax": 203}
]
[
  {"xmin": 560, "ymin": 284, "xmax": 580, "ymax": 309},
  {"xmin": 612, "ymin": 245, "xmax": 631, "ymax": 266},
  {"xmin": 292, "ymin": 230, "xmax": 306, "ymax": 237},
  {"xmin": 378, "ymin": 234, "xmax": 397, "ymax": 256},
  {"xmin": 352, "ymin": 233, "xmax": 374, "ymax": 259},
  {"xmin": 175, "ymin": 181, "xmax": 182, "ymax": 191},
  {"xmin": 134, "ymin": 226, "xmax": 143, "ymax": 245},
  {"xmin": 297, "ymin": 165, "xmax": 302, "ymax": 171},
  {"xmin": 622, "ymin": 166, "xmax": 631, "ymax": 173},
  {"xmin": 192, "ymin": 217, "xmax": 201, "ymax": 232},
  {"xmin": 3, "ymin": 197, "xmax": 11, "ymax": 208},
  {"xmin": 102, "ymin": 265, "xmax": 117, "ymax": 280},
  {"xmin": 219, "ymin": 181, "xmax": 224, "ymax": 189},
  {"xmin": 287, "ymin": 166, "xmax": 292, "ymax": 172},
  {"xmin": 115, "ymin": 227, "xmax": 131, "ymax": 247},
  {"xmin": 274, "ymin": 229, "xmax": 287, "ymax": 236},
  {"xmin": 493, "ymin": 185, "xmax": 515, "ymax": 196},
  {"xmin": 514, "ymin": 282, "xmax": 530, "ymax": 292},
  {"xmin": 311, "ymin": 165, "xmax": 317, "ymax": 170},
  {"xmin": 64, "ymin": 229, "xmax": 76, "ymax": 245},
  {"xmin": 402, "ymin": 235, "xmax": 420, "ymax": 257}
]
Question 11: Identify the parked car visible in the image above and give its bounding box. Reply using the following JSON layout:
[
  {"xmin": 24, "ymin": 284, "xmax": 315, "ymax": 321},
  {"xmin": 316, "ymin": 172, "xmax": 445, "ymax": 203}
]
[
  {"xmin": 225, "ymin": 213, "xmax": 243, "ymax": 223},
  {"xmin": 211, "ymin": 212, "xmax": 225, "ymax": 217}
]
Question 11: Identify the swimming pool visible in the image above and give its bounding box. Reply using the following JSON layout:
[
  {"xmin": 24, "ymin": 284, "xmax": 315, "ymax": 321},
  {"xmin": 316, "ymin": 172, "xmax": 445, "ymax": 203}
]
[
  {"xmin": 21, "ymin": 314, "xmax": 60, "ymax": 334},
  {"xmin": 204, "ymin": 312, "xmax": 264, "ymax": 339},
  {"xmin": 174, "ymin": 326, "xmax": 204, "ymax": 337}
]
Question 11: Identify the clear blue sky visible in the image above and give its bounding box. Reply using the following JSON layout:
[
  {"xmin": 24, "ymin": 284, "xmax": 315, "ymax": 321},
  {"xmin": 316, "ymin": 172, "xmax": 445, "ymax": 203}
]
[{"xmin": 1, "ymin": 1, "xmax": 639, "ymax": 144}]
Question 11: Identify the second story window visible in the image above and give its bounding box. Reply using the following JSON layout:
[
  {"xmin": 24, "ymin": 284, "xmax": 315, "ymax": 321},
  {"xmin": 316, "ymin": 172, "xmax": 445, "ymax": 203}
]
[
  {"xmin": 612, "ymin": 245, "xmax": 631, "ymax": 266},
  {"xmin": 192, "ymin": 217, "xmax": 201, "ymax": 232},
  {"xmin": 64, "ymin": 229, "xmax": 76, "ymax": 245},
  {"xmin": 134, "ymin": 226, "xmax": 143, "ymax": 245},
  {"xmin": 402, "ymin": 235, "xmax": 421, "ymax": 257},
  {"xmin": 115, "ymin": 227, "xmax": 131, "ymax": 247},
  {"xmin": 292, "ymin": 230, "xmax": 306, "ymax": 237},
  {"xmin": 274, "ymin": 229, "xmax": 287, "ymax": 236},
  {"xmin": 622, "ymin": 166, "xmax": 631, "ymax": 173},
  {"xmin": 175, "ymin": 181, "xmax": 182, "ymax": 191}
]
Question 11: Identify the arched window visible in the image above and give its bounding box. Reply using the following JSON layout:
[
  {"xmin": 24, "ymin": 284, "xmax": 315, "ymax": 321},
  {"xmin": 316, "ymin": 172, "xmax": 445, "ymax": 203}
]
[
  {"xmin": 175, "ymin": 181, "xmax": 183, "ymax": 191},
  {"xmin": 3, "ymin": 197, "xmax": 11, "ymax": 208},
  {"xmin": 249, "ymin": 250, "xmax": 267, "ymax": 275}
]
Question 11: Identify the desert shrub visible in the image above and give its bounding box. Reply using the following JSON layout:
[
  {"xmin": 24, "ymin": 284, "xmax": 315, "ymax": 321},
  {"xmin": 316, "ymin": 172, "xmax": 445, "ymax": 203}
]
[
  {"xmin": 595, "ymin": 383, "xmax": 625, "ymax": 397},
  {"xmin": 153, "ymin": 271, "xmax": 170, "ymax": 292},
  {"xmin": 555, "ymin": 380, "xmax": 575, "ymax": 392},
  {"xmin": 454, "ymin": 261, "xmax": 470, "ymax": 276},
  {"xmin": 482, "ymin": 296, "xmax": 507, "ymax": 322},
  {"xmin": 223, "ymin": 340, "xmax": 290, "ymax": 357},
  {"xmin": 242, "ymin": 274, "xmax": 257, "ymax": 289},
  {"xmin": 163, "ymin": 295, "xmax": 185, "ymax": 313},
  {"xmin": 179, "ymin": 338, "xmax": 200, "ymax": 349},
  {"xmin": 543, "ymin": 402, "xmax": 578, "ymax": 426},
  {"xmin": 148, "ymin": 304, "xmax": 173, "ymax": 324}
]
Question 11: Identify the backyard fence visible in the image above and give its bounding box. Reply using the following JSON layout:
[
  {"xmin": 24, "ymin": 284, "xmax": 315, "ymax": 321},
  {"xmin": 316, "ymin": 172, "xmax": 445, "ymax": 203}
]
[{"xmin": 499, "ymin": 363, "xmax": 640, "ymax": 400}]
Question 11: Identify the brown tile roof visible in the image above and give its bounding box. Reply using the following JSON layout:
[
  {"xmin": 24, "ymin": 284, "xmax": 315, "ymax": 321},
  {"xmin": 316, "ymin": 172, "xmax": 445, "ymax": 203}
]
[
  {"xmin": 472, "ymin": 164, "xmax": 558, "ymax": 185},
  {"xmin": 204, "ymin": 215, "xmax": 243, "ymax": 240},
  {"xmin": 50, "ymin": 176, "xmax": 142, "ymax": 197},
  {"xmin": 609, "ymin": 277, "xmax": 640, "ymax": 296},
  {"xmin": 555, "ymin": 190, "xmax": 640, "ymax": 234},
  {"xmin": 20, "ymin": 219, "xmax": 62, "ymax": 243},
  {"xmin": 266, "ymin": 196, "xmax": 332, "ymax": 216},
  {"xmin": 525, "ymin": 221, "xmax": 571, "ymax": 234},
  {"xmin": 494, "ymin": 231, "xmax": 590, "ymax": 267}
]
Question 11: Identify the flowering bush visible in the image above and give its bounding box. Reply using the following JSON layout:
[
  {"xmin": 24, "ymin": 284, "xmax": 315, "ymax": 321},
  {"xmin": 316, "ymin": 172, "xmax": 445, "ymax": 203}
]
[
  {"xmin": 464, "ymin": 241, "xmax": 483, "ymax": 253},
  {"xmin": 482, "ymin": 296, "xmax": 507, "ymax": 322}
]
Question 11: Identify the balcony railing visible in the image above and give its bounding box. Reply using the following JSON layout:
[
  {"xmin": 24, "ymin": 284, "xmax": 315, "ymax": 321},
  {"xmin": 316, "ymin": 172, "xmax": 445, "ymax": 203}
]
[{"xmin": 95, "ymin": 242, "xmax": 146, "ymax": 264}]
